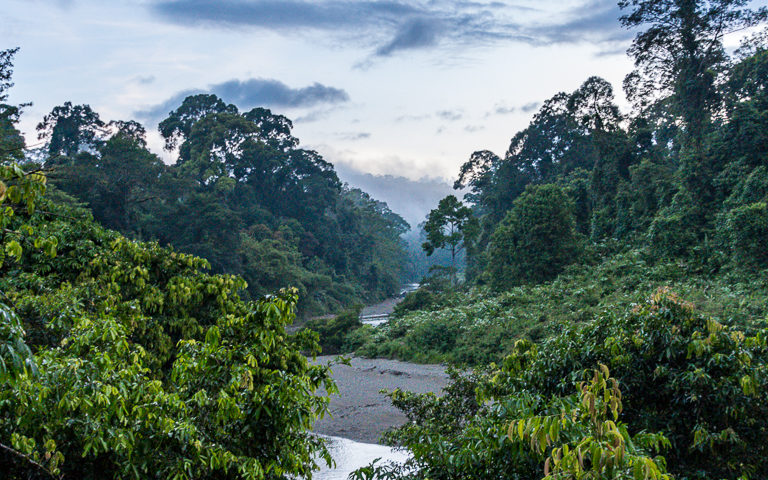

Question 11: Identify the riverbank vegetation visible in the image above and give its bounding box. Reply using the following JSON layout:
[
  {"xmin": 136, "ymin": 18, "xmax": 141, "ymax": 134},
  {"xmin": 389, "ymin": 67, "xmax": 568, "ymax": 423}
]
[{"xmin": 354, "ymin": 250, "xmax": 768, "ymax": 365}]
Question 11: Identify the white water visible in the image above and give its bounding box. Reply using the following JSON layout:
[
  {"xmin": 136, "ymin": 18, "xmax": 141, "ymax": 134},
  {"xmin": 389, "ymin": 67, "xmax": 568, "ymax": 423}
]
[{"xmin": 313, "ymin": 435, "xmax": 409, "ymax": 480}]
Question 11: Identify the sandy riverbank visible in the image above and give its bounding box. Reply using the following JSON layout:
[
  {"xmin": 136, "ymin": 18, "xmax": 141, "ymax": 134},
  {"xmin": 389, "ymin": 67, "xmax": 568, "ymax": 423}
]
[{"xmin": 310, "ymin": 356, "xmax": 449, "ymax": 444}]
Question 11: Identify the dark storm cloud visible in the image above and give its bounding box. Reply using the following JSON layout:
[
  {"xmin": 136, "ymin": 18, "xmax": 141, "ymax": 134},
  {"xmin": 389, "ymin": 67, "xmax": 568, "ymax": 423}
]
[
  {"xmin": 149, "ymin": 0, "xmax": 631, "ymax": 59},
  {"xmin": 375, "ymin": 18, "xmax": 444, "ymax": 56},
  {"xmin": 531, "ymin": 0, "xmax": 632, "ymax": 44},
  {"xmin": 136, "ymin": 77, "xmax": 349, "ymax": 123}
]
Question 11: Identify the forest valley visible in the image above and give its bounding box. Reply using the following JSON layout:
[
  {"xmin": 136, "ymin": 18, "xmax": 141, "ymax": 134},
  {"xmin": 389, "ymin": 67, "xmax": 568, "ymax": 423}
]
[{"xmin": 2, "ymin": 0, "xmax": 768, "ymax": 479}]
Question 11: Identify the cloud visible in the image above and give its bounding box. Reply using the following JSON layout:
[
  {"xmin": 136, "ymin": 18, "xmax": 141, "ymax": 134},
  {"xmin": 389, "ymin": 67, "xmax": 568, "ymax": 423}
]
[
  {"xmin": 396, "ymin": 113, "xmax": 432, "ymax": 122},
  {"xmin": 215, "ymin": 78, "xmax": 348, "ymax": 107},
  {"xmin": 149, "ymin": 0, "xmax": 631, "ymax": 61},
  {"xmin": 333, "ymin": 161, "xmax": 457, "ymax": 227},
  {"xmin": 134, "ymin": 75, "xmax": 156, "ymax": 85},
  {"xmin": 375, "ymin": 17, "xmax": 444, "ymax": 56},
  {"xmin": 294, "ymin": 110, "xmax": 327, "ymax": 123},
  {"xmin": 594, "ymin": 45, "xmax": 629, "ymax": 57},
  {"xmin": 491, "ymin": 104, "xmax": 516, "ymax": 116},
  {"xmin": 338, "ymin": 132, "xmax": 371, "ymax": 141},
  {"xmin": 436, "ymin": 109, "xmax": 463, "ymax": 121},
  {"xmin": 464, "ymin": 124, "xmax": 484, "ymax": 132},
  {"xmin": 530, "ymin": 0, "xmax": 633, "ymax": 45},
  {"xmin": 151, "ymin": 0, "xmax": 419, "ymax": 30},
  {"xmin": 136, "ymin": 77, "xmax": 349, "ymax": 123},
  {"xmin": 485, "ymin": 101, "xmax": 540, "ymax": 117}
]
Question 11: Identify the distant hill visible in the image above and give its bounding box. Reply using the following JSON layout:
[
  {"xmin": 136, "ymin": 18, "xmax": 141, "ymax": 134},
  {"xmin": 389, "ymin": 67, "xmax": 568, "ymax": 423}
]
[{"xmin": 333, "ymin": 164, "xmax": 459, "ymax": 229}]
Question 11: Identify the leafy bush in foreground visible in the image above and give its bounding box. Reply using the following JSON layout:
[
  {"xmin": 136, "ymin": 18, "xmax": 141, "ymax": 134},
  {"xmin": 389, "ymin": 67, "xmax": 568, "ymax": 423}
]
[
  {"xmin": 368, "ymin": 289, "xmax": 768, "ymax": 480},
  {"xmin": 0, "ymin": 164, "xmax": 335, "ymax": 479}
]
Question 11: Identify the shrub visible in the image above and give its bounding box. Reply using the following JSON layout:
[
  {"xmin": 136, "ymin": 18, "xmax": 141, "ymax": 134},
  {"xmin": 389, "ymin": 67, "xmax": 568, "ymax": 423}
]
[
  {"xmin": 487, "ymin": 184, "xmax": 583, "ymax": 290},
  {"xmin": 392, "ymin": 288, "xmax": 438, "ymax": 317},
  {"xmin": 0, "ymin": 173, "xmax": 336, "ymax": 479},
  {"xmin": 724, "ymin": 201, "xmax": 768, "ymax": 267},
  {"xmin": 302, "ymin": 305, "xmax": 363, "ymax": 355}
]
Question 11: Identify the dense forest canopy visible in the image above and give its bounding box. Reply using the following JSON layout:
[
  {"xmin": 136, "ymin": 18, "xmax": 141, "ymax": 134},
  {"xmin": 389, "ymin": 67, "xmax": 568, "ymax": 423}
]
[
  {"xmin": 445, "ymin": 7, "xmax": 768, "ymax": 288},
  {"xmin": 33, "ymin": 93, "xmax": 409, "ymax": 316}
]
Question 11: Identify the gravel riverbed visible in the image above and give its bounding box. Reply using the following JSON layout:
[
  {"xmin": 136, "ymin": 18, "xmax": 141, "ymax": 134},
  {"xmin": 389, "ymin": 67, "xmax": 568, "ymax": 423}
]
[{"xmin": 310, "ymin": 356, "xmax": 449, "ymax": 444}]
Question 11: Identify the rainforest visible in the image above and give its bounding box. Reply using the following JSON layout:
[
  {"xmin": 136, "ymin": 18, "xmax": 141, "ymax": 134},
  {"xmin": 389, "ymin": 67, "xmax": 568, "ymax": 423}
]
[{"xmin": 2, "ymin": 1, "xmax": 768, "ymax": 479}]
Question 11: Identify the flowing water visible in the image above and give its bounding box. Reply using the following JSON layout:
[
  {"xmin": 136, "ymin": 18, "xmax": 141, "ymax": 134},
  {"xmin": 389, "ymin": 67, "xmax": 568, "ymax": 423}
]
[{"xmin": 313, "ymin": 435, "xmax": 409, "ymax": 480}]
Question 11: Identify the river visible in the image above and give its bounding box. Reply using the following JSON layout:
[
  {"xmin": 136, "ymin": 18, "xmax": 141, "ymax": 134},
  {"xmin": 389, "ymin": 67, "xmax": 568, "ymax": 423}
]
[
  {"xmin": 309, "ymin": 355, "xmax": 448, "ymax": 478},
  {"xmin": 312, "ymin": 435, "xmax": 410, "ymax": 479}
]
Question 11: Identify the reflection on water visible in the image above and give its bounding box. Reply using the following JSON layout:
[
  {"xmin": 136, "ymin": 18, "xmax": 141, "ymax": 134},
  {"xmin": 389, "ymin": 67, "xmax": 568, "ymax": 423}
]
[{"xmin": 313, "ymin": 435, "xmax": 409, "ymax": 480}]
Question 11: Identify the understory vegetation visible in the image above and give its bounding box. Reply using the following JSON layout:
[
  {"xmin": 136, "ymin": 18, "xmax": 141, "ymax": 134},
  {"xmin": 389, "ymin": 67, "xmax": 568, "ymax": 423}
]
[{"xmin": 352, "ymin": 250, "xmax": 768, "ymax": 365}]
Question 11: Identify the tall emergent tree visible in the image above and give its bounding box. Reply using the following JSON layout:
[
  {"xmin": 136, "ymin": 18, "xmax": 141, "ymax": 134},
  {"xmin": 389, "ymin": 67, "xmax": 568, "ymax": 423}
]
[
  {"xmin": 0, "ymin": 48, "xmax": 24, "ymax": 163},
  {"xmin": 422, "ymin": 195, "xmax": 478, "ymax": 286},
  {"xmin": 620, "ymin": 0, "xmax": 766, "ymax": 144},
  {"xmin": 619, "ymin": 0, "xmax": 767, "ymax": 207},
  {"xmin": 36, "ymin": 102, "xmax": 106, "ymax": 159}
]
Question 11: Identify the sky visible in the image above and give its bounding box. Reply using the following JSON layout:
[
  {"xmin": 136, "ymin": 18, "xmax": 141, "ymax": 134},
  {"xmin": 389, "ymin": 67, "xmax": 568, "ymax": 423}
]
[{"xmin": 1, "ymin": 0, "xmax": 762, "ymax": 184}]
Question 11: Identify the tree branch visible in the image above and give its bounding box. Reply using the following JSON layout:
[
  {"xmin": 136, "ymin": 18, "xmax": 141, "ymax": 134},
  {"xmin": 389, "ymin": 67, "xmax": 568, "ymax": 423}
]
[{"xmin": 0, "ymin": 441, "xmax": 63, "ymax": 479}]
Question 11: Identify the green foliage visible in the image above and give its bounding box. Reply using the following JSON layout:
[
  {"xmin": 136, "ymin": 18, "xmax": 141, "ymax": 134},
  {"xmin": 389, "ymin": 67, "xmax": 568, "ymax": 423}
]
[
  {"xmin": 619, "ymin": 0, "xmax": 766, "ymax": 153},
  {"xmin": 645, "ymin": 203, "xmax": 700, "ymax": 259},
  {"xmin": 37, "ymin": 102, "xmax": 106, "ymax": 158},
  {"xmin": 42, "ymin": 96, "xmax": 408, "ymax": 316},
  {"xmin": 422, "ymin": 195, "xmax": 478, "ymax": 286},
  {"xmin": 0, "ymin": 165, "xmax": 337, "ymax": 478},
  {"xmin": 452, "ymin": 7, "xmax": 768, "ymax": 290},
  {"xmin": 510, "ymin": 366, "xmax": 671, "ymax": 480},
  {"xmin": 391, "ymin": 288, "xmax": 438, "ymax": 317},
  {"xmin": 367, "ymin": 289, "xmax": 768, "ymax": 480},
  {"xmin": 487, "ymin": 184, "xmax": 583, "ymax": 289},
  {"xmin": 302, "ymin": 305, "xmax": 363, "ymax": 355},
  {"xmin": 2, "ymin": 286, "xmax": 336, "ymax": 479},
  {"xmin": 0, "ymin": 303, "xmax": 36, "ymax": 386},
  {"xmin": 724, "ymin": 202, "xmax": 768, "ymax": 267},
  {"xmin": 352, "ymin": 249, "xmax": 768, "ymax": 366}
]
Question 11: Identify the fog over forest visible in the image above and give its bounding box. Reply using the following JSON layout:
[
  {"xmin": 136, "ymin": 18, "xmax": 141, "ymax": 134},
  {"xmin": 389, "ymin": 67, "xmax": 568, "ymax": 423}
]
[{"xmin": 334, "ymin": 163, "xmax": 458, "ymax": 228}]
